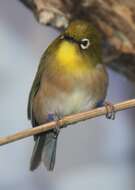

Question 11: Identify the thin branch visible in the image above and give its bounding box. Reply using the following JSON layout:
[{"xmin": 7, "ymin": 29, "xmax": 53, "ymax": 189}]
[{"xmin": 0, "ymin": 99, "xmax": 135, "ymax": 146}]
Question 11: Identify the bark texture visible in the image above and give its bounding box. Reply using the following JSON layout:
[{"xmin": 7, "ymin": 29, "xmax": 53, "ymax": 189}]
[{"xmin": 20, "ymin": 0, "xmax": 135, "ymax": 81}]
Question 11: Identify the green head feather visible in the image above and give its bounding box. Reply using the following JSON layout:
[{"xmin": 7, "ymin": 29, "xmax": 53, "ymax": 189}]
[{"xmin": 60, "ymin": 20, "xmax": 102, "ymax": 65}]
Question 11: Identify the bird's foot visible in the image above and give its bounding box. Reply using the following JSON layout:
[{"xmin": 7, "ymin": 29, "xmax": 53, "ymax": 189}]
[
  {"xmin": 104, "ymin": 101, "xmax": 116, "ymax": 120},
  {"xmin": 47, "ymin": 112, "xmax": 62, "ymax": 138}
]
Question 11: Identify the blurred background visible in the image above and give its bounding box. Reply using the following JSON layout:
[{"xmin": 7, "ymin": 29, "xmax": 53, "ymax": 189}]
[{"xmin": 0, "ymin": 1, "xmax": 135, "ymax": 189}]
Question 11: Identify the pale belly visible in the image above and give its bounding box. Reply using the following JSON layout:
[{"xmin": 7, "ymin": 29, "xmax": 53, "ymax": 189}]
[{"xmin": 43, "ymin": 88, "xmax": 97, "ymax": 117}]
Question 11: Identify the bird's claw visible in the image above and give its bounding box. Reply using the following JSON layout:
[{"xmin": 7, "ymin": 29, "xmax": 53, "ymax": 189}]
[
  {"xmin": 104, "ymin": 102, "xmax": 116, "ymax": 120},
  {"xmin": 47, "ymin": 112, "xmax": 62, "ymax": 138}
]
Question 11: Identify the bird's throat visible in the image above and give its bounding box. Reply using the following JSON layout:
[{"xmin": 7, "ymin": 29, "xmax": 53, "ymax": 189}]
[{"xmin": 56, "ymin": 41, "xmax": 89, "ymax": 75}]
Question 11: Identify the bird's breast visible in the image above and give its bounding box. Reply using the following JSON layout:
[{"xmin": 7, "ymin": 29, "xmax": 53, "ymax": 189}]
[{"xmin": 33, "ymin": 63, "xmax": 108, "ymax": 123}]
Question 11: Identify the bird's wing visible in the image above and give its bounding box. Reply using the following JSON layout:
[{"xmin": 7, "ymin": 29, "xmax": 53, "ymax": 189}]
[
  {"xmin": 27, "ymin": 37, "xmax": 59, "ymax": 127},
  {"xmin": 27, "ymin": 53, "xmax": 47, "ymax": 127}
]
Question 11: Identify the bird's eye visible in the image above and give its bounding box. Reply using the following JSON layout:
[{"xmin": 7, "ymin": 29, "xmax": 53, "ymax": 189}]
[{"xmin": 80, "ymin": 38, "xmax": 90, "ymax": 49}]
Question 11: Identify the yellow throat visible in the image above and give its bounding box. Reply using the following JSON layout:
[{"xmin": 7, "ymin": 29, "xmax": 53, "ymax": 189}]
[{"xmin": 56, "ymin": 41, "xmax": 90, "ymax": 75}]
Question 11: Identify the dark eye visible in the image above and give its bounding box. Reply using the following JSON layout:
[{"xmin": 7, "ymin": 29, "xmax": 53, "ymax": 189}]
[{"xmin": 80, "ymin": 38, "xmax": 90, "ymax": 49}]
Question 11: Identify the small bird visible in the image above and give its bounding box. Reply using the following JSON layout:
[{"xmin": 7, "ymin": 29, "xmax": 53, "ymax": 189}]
[{"xmin": 28, "ymin": 20, "xmax": 108, "ymax": 171}]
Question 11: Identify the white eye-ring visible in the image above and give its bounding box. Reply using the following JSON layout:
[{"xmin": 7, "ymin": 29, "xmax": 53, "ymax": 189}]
[{"xmin": 80, "ymin": 38, "xmax": 90, "ymax": 49}]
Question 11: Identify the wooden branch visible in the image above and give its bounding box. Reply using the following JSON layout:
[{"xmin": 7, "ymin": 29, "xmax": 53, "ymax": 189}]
[{"xmin": 0, "ymin": 99, "xmax": 135, "ymax": 146}]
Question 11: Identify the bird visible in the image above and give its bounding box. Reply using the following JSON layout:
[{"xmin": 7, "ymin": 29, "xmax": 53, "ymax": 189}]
[{"xmin": 28, "ymin": 20, "xmax": 108, "ymax": 171}]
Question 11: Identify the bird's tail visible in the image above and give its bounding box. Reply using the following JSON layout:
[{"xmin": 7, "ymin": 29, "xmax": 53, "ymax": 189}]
[{"xmin": 30, "ymin": 132, "xmax": 58, "ymax": 171}]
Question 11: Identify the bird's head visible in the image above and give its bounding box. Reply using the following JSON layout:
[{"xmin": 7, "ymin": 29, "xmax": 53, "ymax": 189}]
[
  {"xmin": 53, "ymin": 20, "xmax": 102, "ymax": 75},
  {"xmin": 58, "ymin": 20, "xmax": 102, "ymax": 65}
]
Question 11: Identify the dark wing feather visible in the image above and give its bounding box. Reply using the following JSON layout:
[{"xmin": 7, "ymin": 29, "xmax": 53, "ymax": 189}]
[
  {"xmin": 27, "ymin": 53, "xmax": 47, "ymax": 126},
  {"xmin": 27, "ymin": 73, "xmax": 40, "ymax": 126}
]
